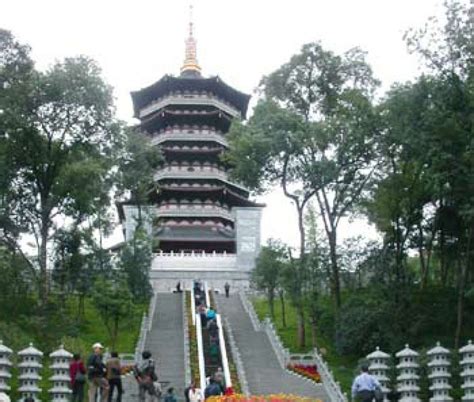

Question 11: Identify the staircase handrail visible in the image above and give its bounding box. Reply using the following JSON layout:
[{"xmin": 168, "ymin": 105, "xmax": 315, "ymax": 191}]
[
  {"xmin": 262, "ymin": 317, "xmax": 291, "ymax": 369},
  {"xmin": 195, "ymin": 313, "xmax": 207, "ymax": 392},
  {"xmin": 191, "ymin": 286, "xmax": 196, "ymax": 326},
  {"xmin": 134, "ymin": 312, "xmax": 148, "ymax": 364},
  {"xmin": 148, "ymin": 292, "xmax": 157, "ymax": 331},
  {"xmin": 239, "ymin": 292, "xmax": 261, "ymax": 331},
  {"xmin": 216, "ymin": 314, "xmax": 232, "ymax": 390},
  {"xmin": 312, "ymin": 348, "xmax": 348, "ymax": 402},
  {"xmin": 183, "ymin": 291, "xmax": 192, "ymax": 387},
  {"xmin": 223, "ymin": 316, "xmax": 250, "ymax": 396},
  {"xmin": 204, "ymin": 282, "xmax": 211, "ymax": 307}
]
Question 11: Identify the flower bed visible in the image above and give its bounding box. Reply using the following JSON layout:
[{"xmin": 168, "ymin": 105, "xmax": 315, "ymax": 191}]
[
  {"xmin": 207, "ymin": 394, "xmax": 322, "ymax": 402},
  {"xmin": 287, "ymin": 364, "xmax": 321, "ymax": 383},
  {"xmin": 186, "ymin": 291, "xmax": 201, "ymax": 385}
]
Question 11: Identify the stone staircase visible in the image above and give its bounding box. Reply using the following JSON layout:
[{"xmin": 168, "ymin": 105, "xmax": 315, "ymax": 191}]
[
  {"xmin": 216, "ymin": 294, "xmax": 329, "ymax": 400},
  {"xmin": 146, "ymin": 293, "xmax": 186, "ymax": 397},
  {"xmin": 122, "ymin": 293, "xmax": 186, "ymax": 402}
]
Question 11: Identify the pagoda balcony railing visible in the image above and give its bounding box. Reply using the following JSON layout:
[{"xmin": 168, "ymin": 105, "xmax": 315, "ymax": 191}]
[
  {"xmin": 151, "ymin": 130, "xmax": 228, "ymax": 147},
  {"xmin": 154, "ymin": 166, "xmax": 249, "ymax": 192},
  {"xmin": 155, "ymin": 165, "xmax": 228, "ymax": 180},
  {"xmin": 156, "ymin": 204, "xmax": 234, "ymax": 221},
  {"xmin": 139, "ymin": 93, "xmax": 242, "ymax": 119}
]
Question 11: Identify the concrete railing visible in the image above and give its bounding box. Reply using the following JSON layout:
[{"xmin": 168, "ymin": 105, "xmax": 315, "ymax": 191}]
[
  {"xmin": 241, "ymin": 293, "xmax": 347, "ymax": 402},
  {"xmin": 152, "ymin": 252, "xmax": 238, "ymax": 271},
  {"xmin": 239, "ymin": 293, "xmax": 262, "ymax": 332},
  {"xmin": 195, "ymin": 313, "xmax": 207, "ymax": 392},
  {"xmin": 148, "ymin": 292, "xmax": 157, "ymax": 331},
  {"xmin": 313, "ymin": 348, "xmax": 347, "ymax": 402},
  {"xmin": 190, "ymin": 286, "xmax": 196, "ymax": 326},
  {"xmin": 182, "ymin": 291, "xmax": 192, "ymax": 387},
  {"xmin": 216, "ymin": 314, "xmax": 232, "ymax": 390},
  {"xmin": 223, "ymin": 316, "xmax": 250, "ymax": 396},
  {"xmin": 134, "ymin": 313, "xmax": 148, "ymax": 364},
  {"xmin": 262, "ymin": 317, "xmax": 290, "ymax": 370}
]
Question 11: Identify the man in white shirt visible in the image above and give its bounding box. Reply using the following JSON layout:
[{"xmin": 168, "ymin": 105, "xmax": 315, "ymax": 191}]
[{"xmin": 351, "ymin": 365, "xmax": 381, "ymax": 402}]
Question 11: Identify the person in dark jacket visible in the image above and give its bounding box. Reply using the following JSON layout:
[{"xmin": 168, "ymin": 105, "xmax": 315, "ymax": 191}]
[
  {"xmin": 224, "ymin": 282, "xmax": 230, "ymax": 298},
  {"xmin": 70, "ymin": 353, "xmax": 86, "ymax": 402},
  {"xmin": 106, "ymin": 351, "xmax": 123, "ymax": 402},
  {"xmin": 204, "ymin": 378, "xmax": 222, "ymax": 399}
]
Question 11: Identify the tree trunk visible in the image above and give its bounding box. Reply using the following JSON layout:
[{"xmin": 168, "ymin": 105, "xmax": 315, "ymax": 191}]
[
  {"xmin": 310, "ymin": 318, "xmax": 317, "ymax": 348},
  {"xmin": 296, "ymin": 207, "xmax": 306, "ymax": 347},
  {"xmin": 328, "ymin": 230, "xmax": 341, "ymax": 309},
  {"xmin": 297, "ymin": 306, "xmax": 305, "ymax": 349},
  {"xmin": 279, "ymin": 291, "xmax": 287, "ymax": 328},
  {"xmin": 455, "ymin": 226, "xmax": 472, "ymax": 349},
  {"xmin": 268, "ymin": 291, "xmax": 275, "ymax": 320},
  {"xmin": 455, "ymin": 260, "xmax": 466, "ymax": 349},
  {"xmin": 39, "ymin": 221, "xmax": 49, "ymax": 304},
  {"xmin": 418, "ymin": 223, "xmax": 428, "ymax": 289}
]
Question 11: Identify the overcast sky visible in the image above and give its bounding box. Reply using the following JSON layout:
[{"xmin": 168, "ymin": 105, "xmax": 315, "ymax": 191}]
[{"xmin": 1, "ymin": 0, "xmax": 451, "ymax": 248}]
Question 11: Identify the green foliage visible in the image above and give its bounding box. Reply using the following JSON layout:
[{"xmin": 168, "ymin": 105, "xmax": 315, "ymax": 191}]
[
  {"xmin": 91, "ymin": 277, "xmax": 135, "ymax": 350},
  {"xmin": 117, "ymin": 127, "xmax": 162, "ymax": 222},
  {"xmin": 0, "ymin": 29, "xmax": 121, "ymax": 302},
  {"xmin": 119, "ymin": 226, "xmax": 153, "ymax": 302},
  {"xmin": 252, "ymin": 239, "xmax": 288, "ymax": 319}
]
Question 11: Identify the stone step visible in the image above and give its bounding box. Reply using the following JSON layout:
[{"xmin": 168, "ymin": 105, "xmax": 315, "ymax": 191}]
[
  {"xmin": 216, "ymin": 294, "xmax": 329, "ymax": 400},
  {"xmin": 123, "ymin": 293, "xmax": 186, "ymax": 401}
]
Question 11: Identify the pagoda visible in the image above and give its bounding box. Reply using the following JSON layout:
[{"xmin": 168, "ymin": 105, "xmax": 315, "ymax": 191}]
[{"xmin": 120, "ymin": 9, "xmax": 263, "ymax": 289}]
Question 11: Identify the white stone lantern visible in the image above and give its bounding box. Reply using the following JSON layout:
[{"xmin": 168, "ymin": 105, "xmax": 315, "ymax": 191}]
[
  {"xmin": 17, "ymin": 343, "xmax": 43, "ymax": 402},
  {"xmin": 0, "ymin": 340, "xmax": 13, "ymax": 393},
  {"xmin": 367, "ymin": 346, "xmax": 391, "ymax": 400},
  {"xmin": 427, "ymin": 342, "xmax": 452, "ymax": 401},
  {"xmin": 49, "ymin": 345, "xmax": 73, "ymax": 401},
  {"xmin": 396, "ymin": 344, "xmax": 420, "ymax": 402},
  {"xmin": 460, "ymin": 340, "xmax": 474, "ymax": 402}
]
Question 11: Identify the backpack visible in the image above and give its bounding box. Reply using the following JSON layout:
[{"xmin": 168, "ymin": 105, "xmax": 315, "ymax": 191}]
[{"xmin": 145, "ymin": 359, "xmax": 158, "ymax": 381}]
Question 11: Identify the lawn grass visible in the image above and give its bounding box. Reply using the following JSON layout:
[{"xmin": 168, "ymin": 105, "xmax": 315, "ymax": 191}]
[
  {"xmin": 252, "ymin": 297, "xmax": 356, "ymax": 395},
  {"xmin": 1, "ymin": 296, "xmax": 146, "ymax": 400}
]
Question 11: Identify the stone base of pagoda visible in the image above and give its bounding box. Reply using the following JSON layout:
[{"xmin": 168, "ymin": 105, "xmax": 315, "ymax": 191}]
[{"xmin": 150, "ymin": 266, "xmax": 250, "ymax": 292}]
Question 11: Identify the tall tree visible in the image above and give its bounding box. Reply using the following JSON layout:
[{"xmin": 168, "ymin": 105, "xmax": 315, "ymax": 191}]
[
  {"xmin": 252, "ymin": 239, "xmax": 287, "ymax": 321},
  {"xmin": 1, "ymin": 38, "xmax": 120, "ymax": 302},
  {"xmin": 227, "ymin": 42, "xmax": 379, "ymax": 313}
]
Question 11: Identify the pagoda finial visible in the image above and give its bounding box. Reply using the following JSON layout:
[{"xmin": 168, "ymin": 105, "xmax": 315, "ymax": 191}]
[{"xmin": 181, "ymin": 2, "xmax": 202, "ymax": 77}]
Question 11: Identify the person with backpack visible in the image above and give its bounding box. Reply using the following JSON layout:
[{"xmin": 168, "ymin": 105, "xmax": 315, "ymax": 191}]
[
  {"xmin": 135, "ymin": 350, "xmax": 159, "ymax": 402},
  {"xmin": 106, "ymin": 351, "xmax": 123, "ymax": 402},
  {"xmin": 70, "ymin": 353, "xmax": 86, "ymax": 402},
  {"xmin": 87, "ymin": 343, "xmax": 109, "ymax": 402}
]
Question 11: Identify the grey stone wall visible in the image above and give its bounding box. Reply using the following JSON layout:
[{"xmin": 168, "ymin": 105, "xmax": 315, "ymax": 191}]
[{"xmin": 234, "ymin": 207, "xmax": 263, "ymax": 271}]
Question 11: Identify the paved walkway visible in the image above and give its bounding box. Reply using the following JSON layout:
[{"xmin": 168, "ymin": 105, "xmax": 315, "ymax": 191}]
[{"xmin": 217, "ymin": 294, "xmax": 329, "ymax": 400}]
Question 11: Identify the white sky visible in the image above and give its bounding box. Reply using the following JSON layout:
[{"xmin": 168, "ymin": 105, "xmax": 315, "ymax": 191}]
[{"xmin": 1, "ymin": 0, "xmax": 449, "ymax": 249}]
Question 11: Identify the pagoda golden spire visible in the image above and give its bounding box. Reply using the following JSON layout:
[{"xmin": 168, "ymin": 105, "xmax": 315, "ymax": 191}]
[{"xmin": 180, "ymin": 3, "xmax": 202, "ymax": 76}]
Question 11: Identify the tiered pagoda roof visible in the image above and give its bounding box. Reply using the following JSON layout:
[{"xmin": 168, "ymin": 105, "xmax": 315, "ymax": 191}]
[{"xmin": 121, "ymin": 9, "xmax": 263, "ymax": 253}]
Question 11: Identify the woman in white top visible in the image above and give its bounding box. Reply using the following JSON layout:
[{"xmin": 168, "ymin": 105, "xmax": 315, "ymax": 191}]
[{"xmin": 187, "ymin": 381, "xmax": 203, "ymax": 402}]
